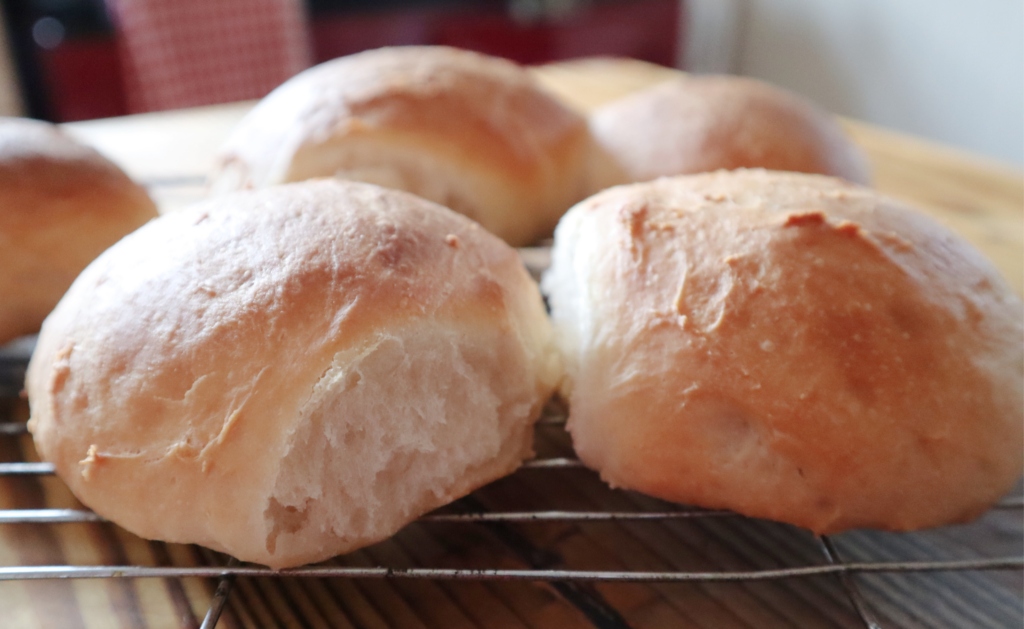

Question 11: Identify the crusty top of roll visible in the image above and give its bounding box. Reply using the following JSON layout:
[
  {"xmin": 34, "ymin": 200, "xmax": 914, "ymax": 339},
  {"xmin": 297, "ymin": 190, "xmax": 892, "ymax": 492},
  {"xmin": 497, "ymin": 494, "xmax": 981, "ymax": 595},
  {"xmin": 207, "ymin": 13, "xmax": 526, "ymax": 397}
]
[
  {"xmin": 0, "ymin": 117, "xmax": 158, "ymax": 344},
  {"xmin": 589, "ymin": 76, "xmax": 871, "ymax": 186},
  {"xmin": 27, "ymin": 179, "xmax": 560, "ymax": 568},
  {"xmin": 210, "ymin": 46, "xmax": 601, "ymax": 246},
  {"xmin": 543, "ymin": 169, "xmax": 1022, "ymax": 534}
]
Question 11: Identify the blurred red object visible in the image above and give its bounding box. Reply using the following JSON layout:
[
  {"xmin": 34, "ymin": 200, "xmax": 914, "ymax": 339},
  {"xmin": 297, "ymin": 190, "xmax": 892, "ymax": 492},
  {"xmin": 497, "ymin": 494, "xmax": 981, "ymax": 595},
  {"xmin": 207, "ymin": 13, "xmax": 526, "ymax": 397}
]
[
  {"xmin": 309, "ymin": 1, "xmax": 680, "ymax": 68},
  {"xmin": 37, "ymin": 38, "xmax": 127, "ymax": 121},
  {"xmin": 31, "ymin": 1, "xmax": 680, "ymax": 121},
  {"xmin": 106, "ymin": 0, "xmax": 311, "ymax": 113},
  {"xmin": 436, "ymin": 0, "xmax": 680, "ymax": 66}
]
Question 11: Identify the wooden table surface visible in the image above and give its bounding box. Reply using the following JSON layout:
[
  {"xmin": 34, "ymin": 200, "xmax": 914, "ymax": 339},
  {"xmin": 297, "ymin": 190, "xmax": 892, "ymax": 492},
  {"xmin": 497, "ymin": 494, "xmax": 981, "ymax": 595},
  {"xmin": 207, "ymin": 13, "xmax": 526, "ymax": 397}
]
[{"xmin": 2, "ymin": 58, "xmax": 1021, "ymax": 629}]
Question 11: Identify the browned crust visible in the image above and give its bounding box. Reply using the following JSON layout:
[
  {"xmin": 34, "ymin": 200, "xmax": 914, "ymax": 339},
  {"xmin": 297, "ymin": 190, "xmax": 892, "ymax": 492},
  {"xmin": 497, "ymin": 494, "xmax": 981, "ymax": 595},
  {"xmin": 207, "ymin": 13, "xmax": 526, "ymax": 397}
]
[
  {"xmin": 27, "ymin": 179, "xmax": 558, "ymax": 567},
  {"xmin": 545, "ymin": 169, "xmax": 1022, "ymax": 534},
  {"xmin": 210, "ymin": 46, "xmax": 596, "ymax": 246},
  {"xmin": 0, "ymin": 117, "xmax": 158, "ymax": 343},
  {"xmin": 590, "ymin": 75, "xmax": 871, "ymax": 185}
]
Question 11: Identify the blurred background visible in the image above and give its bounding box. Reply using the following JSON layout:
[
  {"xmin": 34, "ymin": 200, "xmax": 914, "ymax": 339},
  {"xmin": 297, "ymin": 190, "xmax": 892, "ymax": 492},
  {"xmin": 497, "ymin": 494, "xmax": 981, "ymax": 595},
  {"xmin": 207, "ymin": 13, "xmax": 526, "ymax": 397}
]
[{"xmin": 0, "ymin": 0, "xmax": 1020, "ymax": 165}]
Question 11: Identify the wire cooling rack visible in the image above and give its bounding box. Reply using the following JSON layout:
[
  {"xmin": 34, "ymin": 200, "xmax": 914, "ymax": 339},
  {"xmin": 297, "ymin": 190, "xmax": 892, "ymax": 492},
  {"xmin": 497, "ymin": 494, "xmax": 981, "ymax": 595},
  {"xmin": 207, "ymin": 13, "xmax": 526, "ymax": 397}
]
[{"xmin": 1, "ymin": 338, "xmax": 1022, "ymax": 629}]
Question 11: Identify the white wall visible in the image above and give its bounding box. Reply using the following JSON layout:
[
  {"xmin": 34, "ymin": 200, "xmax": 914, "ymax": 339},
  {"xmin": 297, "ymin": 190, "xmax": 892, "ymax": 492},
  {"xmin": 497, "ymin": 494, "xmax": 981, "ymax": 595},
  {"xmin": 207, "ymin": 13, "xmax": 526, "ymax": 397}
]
[
  {"xmin": 0, "ymin": 10, "xmax": 24, "ymax": 116},
  {"xmin": 687, "ymin": 0, "xmax": 1024, "ymax": 166}
]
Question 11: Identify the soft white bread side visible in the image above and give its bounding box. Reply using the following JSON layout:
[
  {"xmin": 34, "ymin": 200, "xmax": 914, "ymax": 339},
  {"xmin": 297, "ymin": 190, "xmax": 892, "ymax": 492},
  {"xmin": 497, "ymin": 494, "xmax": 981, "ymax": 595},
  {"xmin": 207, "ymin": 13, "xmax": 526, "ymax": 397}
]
[
  {"xmin": 210, "ymin": 46, "xmax": 603, "ymax": 247},
  {"xmin": 27, "ymin": 180, "xmax": 561, "ymax": 568},
  {"xmin": 589, "ymin": 76, "xmax": 871, "ymax": 187},
  {"xmin": 542, "ymin": 169, "xmax": 1022, "ymax": 534},
  {"xmin": 0, "ymin": 117, "xmax": 158, "ymax": 344}
]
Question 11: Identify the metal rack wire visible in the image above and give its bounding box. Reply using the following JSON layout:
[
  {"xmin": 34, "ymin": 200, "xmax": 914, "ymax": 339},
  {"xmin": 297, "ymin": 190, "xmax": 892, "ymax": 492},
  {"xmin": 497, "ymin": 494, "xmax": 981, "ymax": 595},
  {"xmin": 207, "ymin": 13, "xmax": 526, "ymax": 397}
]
[
  {"xmin": 6, "ymin": 354, "xmax": 1024, "ymax": 629},
  {"xmin": 2, "ymin": 336, "xmax": 1022, "ymax": 629}
]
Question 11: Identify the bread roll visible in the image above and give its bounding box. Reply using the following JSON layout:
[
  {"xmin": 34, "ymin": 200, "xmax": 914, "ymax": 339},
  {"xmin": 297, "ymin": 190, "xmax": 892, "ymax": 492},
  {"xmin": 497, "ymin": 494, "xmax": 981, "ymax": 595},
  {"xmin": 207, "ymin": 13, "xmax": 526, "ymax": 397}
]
[
  {"xmin": 543, "ymin": 169, "xmax": 1022, "ymax": 534},
  {"xmin": 27, "ymin": 179, "xmax": 560, "ymax": 569},
  {"xmin": 210, "ymin": 46, "xmax": 602, "ymax": 247},
  {"xmin": 0, "ymin": 117, "xmax": 158, "ymax": 344},
  {"xmin": 589, "ymin": 76, "xmax": 871, "ymax": 187}
]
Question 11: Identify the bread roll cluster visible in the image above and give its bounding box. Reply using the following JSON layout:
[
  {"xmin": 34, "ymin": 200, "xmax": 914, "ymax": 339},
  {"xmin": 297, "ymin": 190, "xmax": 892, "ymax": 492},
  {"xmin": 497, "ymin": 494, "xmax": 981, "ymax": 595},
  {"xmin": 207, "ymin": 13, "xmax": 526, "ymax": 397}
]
[
  {"xmin": 209, "ymin": 50, "xmax": 870, "ymax": 246},
  {"xmin": 0, "ymin": 117, "xmax": 158, "ymax": 344},
  {"xmin": 19, "ymin": 48, "xmax": 1022, "ymax": 570}
]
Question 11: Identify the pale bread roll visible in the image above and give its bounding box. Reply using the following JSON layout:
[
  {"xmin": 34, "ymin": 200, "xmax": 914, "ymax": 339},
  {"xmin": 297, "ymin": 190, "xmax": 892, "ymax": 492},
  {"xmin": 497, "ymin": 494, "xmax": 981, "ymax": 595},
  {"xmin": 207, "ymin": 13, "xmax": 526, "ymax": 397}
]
[
  {"xmin": 543, "ymin": 169, "xmax": 1022, "ymax": 534},
  {"xmin": 589, "ymin": 76, "xmax": 871, "ymax": 187},
  {"xmin": 27, "ymin": 179, "xmax": 561, "ymax": 568},
  {"xmin": 210, "ymin": 46, "xmax": 603, "ymax": 247},
  {"xmin": 0, "ymin": 117, "xmax": 158, "ymax": 344}
]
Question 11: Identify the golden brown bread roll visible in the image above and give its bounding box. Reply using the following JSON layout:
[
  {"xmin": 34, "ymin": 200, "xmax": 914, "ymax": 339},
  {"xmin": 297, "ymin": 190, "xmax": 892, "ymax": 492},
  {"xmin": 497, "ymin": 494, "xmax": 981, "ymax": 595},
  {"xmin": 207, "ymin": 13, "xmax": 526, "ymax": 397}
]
[
  {"xmin": 0, "ymin": 117, "xmax": 158, "ymax": 344},
  {"xmin": 589, "ymin": 75, "xmax": 871, "ymax": 187},
  {"xmin": 27, "ymin": 179, "xmax": 560, "ymax": 568},
  {"xmin": 542, "ymin": 169, "xmax": 1022, "ymax": 534},
  {"xmin": 210, "ymin": 46, "xmax": 603, "ymax": 247}
]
